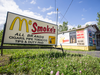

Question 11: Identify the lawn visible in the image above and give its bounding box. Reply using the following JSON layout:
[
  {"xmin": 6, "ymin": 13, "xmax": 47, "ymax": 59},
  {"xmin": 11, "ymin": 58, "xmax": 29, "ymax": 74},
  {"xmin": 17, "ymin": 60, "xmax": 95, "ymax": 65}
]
[{"xmin": 0, "ymin": 49, "xmax": 100, "ymax": 75}]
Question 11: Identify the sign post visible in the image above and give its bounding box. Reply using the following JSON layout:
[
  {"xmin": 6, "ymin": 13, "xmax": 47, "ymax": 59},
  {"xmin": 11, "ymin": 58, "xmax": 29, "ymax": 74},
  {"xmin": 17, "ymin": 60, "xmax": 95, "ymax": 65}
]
[{"xmin": 1, "ymin": 23, "xmax": 6, "ymax": 56}]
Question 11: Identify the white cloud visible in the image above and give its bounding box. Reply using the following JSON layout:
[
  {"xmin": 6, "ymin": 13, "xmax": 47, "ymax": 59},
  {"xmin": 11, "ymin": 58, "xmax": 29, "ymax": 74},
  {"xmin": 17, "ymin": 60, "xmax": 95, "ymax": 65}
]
[
  {"xmin": 46, "ymin": 16, "xmax": 51, "ymax": 18},
  {"xmin": 83, "ymin": 21, "xmax": 97, "ymax": 26},
  {"xmin": 77, "ymin": 21, "xmax": 97, "ymax": 28},
  {"xmin": 47, "ymin": 11, "xmax": 56, "ymax": 15},
  {"xmin": 79, "ymin": 1, "xmax": 83, "ymax": 3},
  {"xmin": 68, "ymin": 25, "xmax": 77, "ymax": 30},
  {"xmin": 68, "ymin": 21, "xmax": 97, "ymax": 30},
  {"xmin": 0, "ymin": 0, "xmax": 56, "ymax": 30},
  {"xmin": 30, "ymin": 0, "xmax": 36, "ymax": 4},
  {"xmin": 38, "ymin": 6, "xmax": 40, "ymax": 9},
  {"xmin": 47, "ymin": 11, "xmax": 60, "ymax": 15},
  {"xmin": 42, "ymin": 6, "xmax": 53, "ymax": 12},
  {"xmin": 81, "ymin": 18, "xmax": 85, "ymax": 20},
  {"xmin": 58, "ymin": 21, "xmax": 97, "ymax": 31}
]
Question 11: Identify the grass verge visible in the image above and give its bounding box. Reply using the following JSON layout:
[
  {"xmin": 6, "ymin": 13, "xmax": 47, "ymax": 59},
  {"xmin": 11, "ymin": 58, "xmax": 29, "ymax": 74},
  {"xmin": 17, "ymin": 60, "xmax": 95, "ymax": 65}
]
[{"xmin": 0, "ymin": 49, "xmax": 100, "ymax": 75}]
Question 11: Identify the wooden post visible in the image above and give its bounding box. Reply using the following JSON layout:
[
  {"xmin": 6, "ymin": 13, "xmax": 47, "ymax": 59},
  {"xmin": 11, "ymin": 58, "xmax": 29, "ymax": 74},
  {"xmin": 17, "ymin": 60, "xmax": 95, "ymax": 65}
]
[
  {"xmin": 1, "ymin": 23, "xmax": 6, "ymax": 56},
  {"xmin": 60, "ymin": 44, "xmax": 64, "ymax": 54},
  {"xmin": 50, "ymin": 45, "xmax": 53, "ymax": 51},
  {"xmin": 1, "ymin": 49, "xmax": 3, "ymax": 56},
  {"xmin": 55, "ymin": 45, "xmax": 56, "ymax": 48}
]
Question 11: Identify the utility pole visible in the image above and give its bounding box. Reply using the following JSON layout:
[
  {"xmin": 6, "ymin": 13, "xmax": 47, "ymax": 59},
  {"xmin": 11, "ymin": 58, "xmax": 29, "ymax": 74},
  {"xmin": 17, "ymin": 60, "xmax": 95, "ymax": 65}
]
[
  {"xmin": 55, "ymin": 8, "xmax": 58, "ymax": 48},
  {"xmin": 56, "ymin": 8, "xmax": 58, "ymax": 26}
]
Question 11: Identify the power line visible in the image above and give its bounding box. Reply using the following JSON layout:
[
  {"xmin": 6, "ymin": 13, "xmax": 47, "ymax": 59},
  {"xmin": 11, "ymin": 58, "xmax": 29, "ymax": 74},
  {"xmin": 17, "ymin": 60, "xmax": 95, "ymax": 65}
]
[
  {"xmin": 59, "ymin": 12, "xmax": 73, "ymax": 25},
  {"xmin": 60, "ymin": 0, "xmax": 73, "ymax": 23}
]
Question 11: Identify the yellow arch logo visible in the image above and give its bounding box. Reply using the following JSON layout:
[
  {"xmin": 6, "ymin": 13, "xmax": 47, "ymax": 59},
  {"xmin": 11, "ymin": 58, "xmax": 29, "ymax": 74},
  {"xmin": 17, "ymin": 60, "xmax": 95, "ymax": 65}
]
[{"xmin": 9, "ymin": 17, "xmax": 32, "ymax": 32}]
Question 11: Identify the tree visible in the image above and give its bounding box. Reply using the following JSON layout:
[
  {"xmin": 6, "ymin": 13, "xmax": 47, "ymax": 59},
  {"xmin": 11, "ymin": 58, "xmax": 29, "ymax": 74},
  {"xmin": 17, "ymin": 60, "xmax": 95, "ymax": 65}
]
[
  {"xmin": 96, "ymin": 12, "xmax": 100, "ymax": 30},
  {"xmin": 69, "ymin": 28, "xmax": 71, "ymax": 30},
  {"xmin": 58, "ymin": 25, "xmax": 63, "ymax": 32},
  {"xmin": 58, "ymin": 21, "xmax": 68, "ymax": 32},
  {"xmin": 0, "ymin": 30, "xmax": 3, "ymax": 42},
  {"xmin": 72, "ymin": 27, "xmax": 76, "ymax": 30},
  {"xmin": 77, "ymin": 25, "xmax": 81, "ymax": 28},
  {"xmin": 86, "ymin": 24, "xmax": 89, "ymax": 27}
]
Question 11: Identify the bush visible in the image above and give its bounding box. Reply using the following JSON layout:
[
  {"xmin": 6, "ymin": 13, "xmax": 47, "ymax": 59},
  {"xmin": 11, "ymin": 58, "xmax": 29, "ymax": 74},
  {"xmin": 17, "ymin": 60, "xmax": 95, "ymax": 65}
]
[
  {"xmin": 0, "ymin": 49, "xmax": 100, "ymax": 75},
  {"xmin": 0, "ymin": 30, "xmax": 3, "ymax": 42}
]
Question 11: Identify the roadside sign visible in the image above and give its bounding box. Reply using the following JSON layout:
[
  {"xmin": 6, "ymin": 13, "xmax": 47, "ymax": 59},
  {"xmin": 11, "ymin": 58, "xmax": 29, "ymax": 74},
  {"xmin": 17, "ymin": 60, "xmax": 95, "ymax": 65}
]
[{"xmin": 3, "ymin": 12, "xmax": 58, "ymax": 45}]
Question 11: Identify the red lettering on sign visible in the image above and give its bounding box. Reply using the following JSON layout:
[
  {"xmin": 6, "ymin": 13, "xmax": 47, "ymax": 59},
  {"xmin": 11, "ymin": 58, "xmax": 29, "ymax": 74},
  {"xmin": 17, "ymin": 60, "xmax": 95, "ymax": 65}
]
[
  {"xmin": 31, "ymin": 22, "xmax": 37, "ymax": 32},
  {"xmin": 31, "ymin": 22, "xmax": 56, "ymax": 34},
  {"xmin": 63, "ymin": 40, "xmax": 69, "ymax": 43},
  {"xmin": 77, "ymin": 30, "xmax": 84, "ymax": 39}
]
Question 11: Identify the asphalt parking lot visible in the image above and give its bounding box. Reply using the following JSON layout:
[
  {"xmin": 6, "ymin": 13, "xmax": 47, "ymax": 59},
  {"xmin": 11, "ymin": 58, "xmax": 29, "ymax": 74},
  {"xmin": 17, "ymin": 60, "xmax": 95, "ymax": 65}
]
[{"xmin": 65, "ymin": 50, "xmax": 100, "ymax": 58}]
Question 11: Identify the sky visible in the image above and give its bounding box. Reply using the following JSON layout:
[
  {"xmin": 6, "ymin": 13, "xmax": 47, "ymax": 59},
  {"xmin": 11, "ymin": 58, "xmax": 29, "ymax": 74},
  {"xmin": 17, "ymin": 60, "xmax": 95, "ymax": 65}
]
[{"xmin": 0, "ymin": 0, "xmax": 100, "ymax": 30}]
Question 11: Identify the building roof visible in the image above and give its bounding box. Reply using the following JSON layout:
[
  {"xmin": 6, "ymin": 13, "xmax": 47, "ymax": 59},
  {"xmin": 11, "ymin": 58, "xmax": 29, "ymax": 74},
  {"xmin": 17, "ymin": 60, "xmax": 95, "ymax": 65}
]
[
  {"xmin": 58, "ymin": 24, "xmax": 99, "ymax": 34},
  {"xmin": 96, "ymin": 31, "xmax": 100, "ymax": 33}
]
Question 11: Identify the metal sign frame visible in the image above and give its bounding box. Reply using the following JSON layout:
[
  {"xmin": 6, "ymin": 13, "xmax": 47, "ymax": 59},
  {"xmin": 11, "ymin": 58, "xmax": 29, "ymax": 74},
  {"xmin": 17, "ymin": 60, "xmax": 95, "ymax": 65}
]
[
  {"xmin": 0, "ymin": 12, "xmax": 63, "ymax": 56},
  {"xmin": 3, "ymin": 12, "xmax": 58, "ymax": 45}
]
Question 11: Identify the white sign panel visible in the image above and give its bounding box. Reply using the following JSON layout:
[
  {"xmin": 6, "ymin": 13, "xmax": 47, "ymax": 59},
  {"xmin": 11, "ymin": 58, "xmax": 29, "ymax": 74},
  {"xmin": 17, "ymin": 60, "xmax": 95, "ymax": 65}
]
[
  {"xmin": 4, "ymin": 12, "xmax": 57, "ymax": 45},
  {"xmin": 59, "ymin": 33, "xmax": 69, "ymax": 44}
]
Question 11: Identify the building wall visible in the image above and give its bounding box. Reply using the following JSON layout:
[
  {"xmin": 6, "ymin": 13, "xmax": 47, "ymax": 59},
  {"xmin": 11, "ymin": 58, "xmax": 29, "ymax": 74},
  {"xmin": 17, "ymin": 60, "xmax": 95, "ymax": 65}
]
[
  {"xmin": 57, "ymin": 31, "xmax": 77, "ymax": 46},
  {"xmin": 56, "ymin": 45, "xmax": 96, "ymax": 50},
  {"xmin": 87, "ymin": 26, "xmax": 97, "ymax": 46},
  {"xmin": 57, "ymin": 26, "xmax": 97, "ymax": 50},
  {"xmin": 57, "ymin": 29, "xmax": 87, "ymax": 46},
  {"xmin": 85, "ymin": 28, "xmax": 88, "ymax": 46}
]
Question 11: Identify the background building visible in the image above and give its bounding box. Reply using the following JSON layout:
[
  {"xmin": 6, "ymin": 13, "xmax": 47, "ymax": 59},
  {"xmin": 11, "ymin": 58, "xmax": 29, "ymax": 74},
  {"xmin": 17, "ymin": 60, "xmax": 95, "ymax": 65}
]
[{"xmin": 57, "ymin": 24, "xmax": 100, "ymax": 50}]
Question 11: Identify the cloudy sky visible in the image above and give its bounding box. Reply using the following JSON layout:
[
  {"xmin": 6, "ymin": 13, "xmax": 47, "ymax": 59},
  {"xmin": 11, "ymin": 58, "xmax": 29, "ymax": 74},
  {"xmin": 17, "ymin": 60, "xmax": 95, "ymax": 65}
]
[{"xmin": 0, "ymin": 0, "xmax": 100, "ymax": 30}]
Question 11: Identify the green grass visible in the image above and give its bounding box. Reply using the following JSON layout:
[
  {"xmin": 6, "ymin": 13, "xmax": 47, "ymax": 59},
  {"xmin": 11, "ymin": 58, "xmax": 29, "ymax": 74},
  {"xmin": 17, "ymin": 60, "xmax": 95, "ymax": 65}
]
[{"xmin": 0, "ymin": 49, "xmax": 100, "ymax": 75}]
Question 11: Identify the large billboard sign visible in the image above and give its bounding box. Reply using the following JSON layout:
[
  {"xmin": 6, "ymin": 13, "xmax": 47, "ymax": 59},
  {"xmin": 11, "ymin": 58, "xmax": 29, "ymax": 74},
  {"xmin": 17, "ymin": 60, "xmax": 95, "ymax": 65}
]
[
  {"xmin": 77, "ymin": 29, "xmax": 85, "ymax": 46},
  {"xmin": 3, "ymin": 12, "xmax": 57, "ymax": 45},
  {"xmin": 88, "ymin": 28, "xmax": 96, "ymax": 46},
  {"xmin": 69, "ymin": 31, "xmax": 76, "ymax": 43},
  {"xmin": 59, "ymin": 33, "xmax": 69, "ymax": 44}
]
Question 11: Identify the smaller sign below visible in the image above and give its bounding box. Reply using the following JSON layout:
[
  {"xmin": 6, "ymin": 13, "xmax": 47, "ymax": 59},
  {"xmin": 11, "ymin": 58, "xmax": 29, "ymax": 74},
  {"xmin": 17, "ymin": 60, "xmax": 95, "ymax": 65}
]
[
  {"xmin": 48, "ymin": 36, "xmax": 55, "ymax": 44},
  {"xmin": 77, "ymin": 39, "xmax": 85, "ymax": 45}
]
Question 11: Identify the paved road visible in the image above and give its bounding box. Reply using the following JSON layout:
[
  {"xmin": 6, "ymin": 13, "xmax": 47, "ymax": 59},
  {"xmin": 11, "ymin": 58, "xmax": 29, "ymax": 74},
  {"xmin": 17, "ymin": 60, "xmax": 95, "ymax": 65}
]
[{"xmin": 65, "ymin": 50, "xmax": 100, "ymax": 58}]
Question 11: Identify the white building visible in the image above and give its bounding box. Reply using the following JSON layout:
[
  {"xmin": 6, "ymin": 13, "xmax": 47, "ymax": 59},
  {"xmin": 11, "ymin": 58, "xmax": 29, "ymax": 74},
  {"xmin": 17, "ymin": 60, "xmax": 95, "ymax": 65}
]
[{"xmin": 57, "ymin": 24, "xmax": 100, "ymax": 50}]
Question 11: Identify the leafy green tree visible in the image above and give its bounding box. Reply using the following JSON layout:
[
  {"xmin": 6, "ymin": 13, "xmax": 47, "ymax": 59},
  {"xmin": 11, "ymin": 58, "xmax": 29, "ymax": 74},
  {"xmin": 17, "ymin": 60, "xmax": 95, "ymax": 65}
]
[
  {"xmin": 96, "ymin": 12, "xmax": 100, "ymax": 30},
  {"xmin": 69, "ymin": 28, "xmax": 71, "ymax": 30},
  {"xmin": 0, "ymin": 30, "xmax": 3, "ymax": 42},
  {"xmin": 77, "ymin": 25, "xmax": 81, "ymax": 28},
  {"xmin": 72, "ymin": 27, "xmax": 76, "ymax": 29},
  {"xmin": 59, "ymin": 21, "xmax": 68, "ymax": 32},
  {"xmin": 58, "ymin": 25, "xmax": 63, "ymax": 32},
  {"xmin": 86, "ymin": 24, "xmax": 89, "ymax": 27}
]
